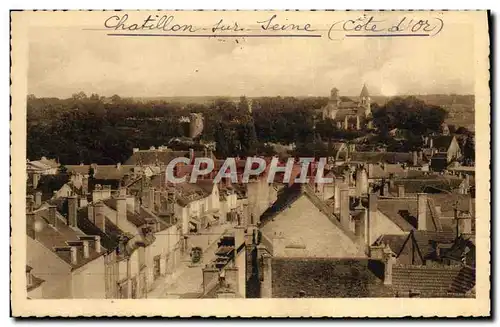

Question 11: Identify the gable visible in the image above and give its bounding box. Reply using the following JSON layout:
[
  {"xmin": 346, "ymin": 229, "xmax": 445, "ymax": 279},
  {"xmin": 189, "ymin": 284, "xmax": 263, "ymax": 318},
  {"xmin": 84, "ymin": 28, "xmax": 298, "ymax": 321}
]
[{"xmin": 260, "ymin": 194, "xmax": 363, "ymax": 258}]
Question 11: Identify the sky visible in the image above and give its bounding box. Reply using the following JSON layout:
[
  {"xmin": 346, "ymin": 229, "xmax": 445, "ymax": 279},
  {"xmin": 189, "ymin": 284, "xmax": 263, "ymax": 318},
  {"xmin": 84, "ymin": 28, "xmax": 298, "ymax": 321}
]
[{"xmin": 27, "ymin": 19, "xmax": 475, "ymax": 98}]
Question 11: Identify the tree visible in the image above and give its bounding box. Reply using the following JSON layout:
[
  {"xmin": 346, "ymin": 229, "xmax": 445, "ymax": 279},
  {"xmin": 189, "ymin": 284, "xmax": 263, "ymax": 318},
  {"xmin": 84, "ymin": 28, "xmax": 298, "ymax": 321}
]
[
  {"xmin": 463, "ymin": 135, "xmax": 475, "ymax": 165},
  {"xmin": 237, "ymin": 96, "xmax": 250, "ymax": 113},
  {"xmin": 372, "ymin": 96, "xmax": 448, "ymax": 136}
]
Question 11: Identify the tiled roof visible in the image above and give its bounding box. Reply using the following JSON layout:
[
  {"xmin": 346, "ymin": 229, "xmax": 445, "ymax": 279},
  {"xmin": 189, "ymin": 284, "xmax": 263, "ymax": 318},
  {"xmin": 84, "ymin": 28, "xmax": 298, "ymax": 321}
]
[
  {"xmin": 350, "ymin": 152, "xmax": 413, "ymax": 164},
  {"xmin": 391, "ymin": 176, "xmax": 464, "ymax": 194},
  {"xmin": 379, "ymin": 230, "xmax": 457, "ymax": 265},
  {"xmin": 124, "ymin": 149, "xmax": 204, "ymax": 166},
  {"xmin": 29, "ymin": 174, "xmax": 70, "ymax": 199},
  {"xmin": 369, "ymin": 165, "xmax": 428, "ymax": 179},
  {"xmin": 76, "ymin": 207, "xmax": 122, "ymax": 251},
  {"xmin": 392, "ymin": 264, "xmax": 475, "ymax": 297},
  {"xmin": 431, "ymin": 136, "xmax": 455, "ymax": 151},
  {"xmin": 66, "ymin": 165, "xmax": 137, "ymax": 181},
  {"xmin": 377, "ymin": 198, "xmax": 424, "ymax": 231},
  {"xmin": 32, "ymin": 207, "xmax": 104, "ymax": 269},
  {"xmin": 271, "ymin": 258, "xmax": 394, "ymax": 298},
  {"xmin": 428, "ymin": 194, "xmax": 474, "ymax": 217}
]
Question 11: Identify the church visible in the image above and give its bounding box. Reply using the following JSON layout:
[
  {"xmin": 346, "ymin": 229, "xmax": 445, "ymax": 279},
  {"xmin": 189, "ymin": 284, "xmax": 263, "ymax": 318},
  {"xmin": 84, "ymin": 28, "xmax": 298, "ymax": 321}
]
[{"xmin": 319, "ymin": 85, "xmax": 372, "ymax": 130}]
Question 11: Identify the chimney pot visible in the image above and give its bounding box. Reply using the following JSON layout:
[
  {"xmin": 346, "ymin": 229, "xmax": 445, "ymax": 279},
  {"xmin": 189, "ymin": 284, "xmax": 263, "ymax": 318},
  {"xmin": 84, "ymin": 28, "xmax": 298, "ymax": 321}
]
[
  {"xmin": 397, "ymin": 184, "xmax": 405, "ymax": 198},
  {"xmin": 70, "ymin": 246, "xmax": 78, "ymax": 265},
  {"xmin": 94, "ymin": 202, "xmax": 106, "ymax": 231},
  {"xmin": 48, "ymin": 205, "xmax": 57, "ymax": 227},
  {"xmin": 94, "ymin": 235, "xmax": 102, "ymax": 253},
  {"xmin": 339, "ymin": 184, "xmax": 350, "ymax": 230},
  {"xmin": 35, "ymin": 191, "xmax": 42, "ymax": 208},
  {"xmin": 68, "ymin": 195, "xmax": 78, "ymax": 227},
  {"xmin": 417, "ymin": 193, "xmax": 427, "ymax": 231}
]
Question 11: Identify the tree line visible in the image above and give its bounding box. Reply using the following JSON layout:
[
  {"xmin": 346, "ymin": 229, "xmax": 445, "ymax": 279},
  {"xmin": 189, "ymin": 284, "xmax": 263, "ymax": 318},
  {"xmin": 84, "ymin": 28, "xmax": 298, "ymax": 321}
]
[{"xmin": 27, "ymin": 92, "xmax": 473, "ymax": 165}]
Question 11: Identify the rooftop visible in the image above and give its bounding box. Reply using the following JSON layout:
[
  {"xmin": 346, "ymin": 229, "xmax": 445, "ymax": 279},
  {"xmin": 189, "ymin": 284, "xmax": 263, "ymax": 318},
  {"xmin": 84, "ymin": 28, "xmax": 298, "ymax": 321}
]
[{"xmin": 271, "ymin": 257, "xmax": 393, "ymax": 298}]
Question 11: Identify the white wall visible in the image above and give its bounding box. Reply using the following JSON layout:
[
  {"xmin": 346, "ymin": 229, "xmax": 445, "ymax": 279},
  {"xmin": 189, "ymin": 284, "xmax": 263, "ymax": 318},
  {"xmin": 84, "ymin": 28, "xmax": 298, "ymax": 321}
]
[
  {"xmin": 71, "ymin": 255, "xmax": 106, "ymax": 298},
  {"xmin": 27, "ymin": 237, "xmax": 72, "ymax": 298}
]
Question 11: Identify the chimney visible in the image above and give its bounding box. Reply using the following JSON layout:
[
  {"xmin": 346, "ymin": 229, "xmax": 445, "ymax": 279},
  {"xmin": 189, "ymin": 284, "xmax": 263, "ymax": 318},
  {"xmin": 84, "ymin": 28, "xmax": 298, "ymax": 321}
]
[
  {"xmin": 382, "ymin": 182, "xmax": 389, "ymax": 196},
  {"xmin": 367, "ymin": 163, "xmax": 374, "ymax": 178},
  {"xmin": 397, "ymin": 184, "xmax": 405, "ymax": 198},
  {"xmin": 70, "ymin": 246, "xmax": 78, "ymax": 265},
  {"xmin": 67, "ymin": 195, "xmax": 78, "ymax": 228},
  {"xmin": 429, "ymin": 138, "xmax": 434, "ymax": 149},
  {"xmin": 26, "ymin": 212, "xmax": 35, "ymax": 239},
  {"xmin": 412, "ymin": 151, "xmax": 418, "ymax": 166},
  {"xmin": 116, "ymin": 195, "xmax": 127, "ymax": 226},
  {"xmin": 32, "ymin": 173, "xmax": 40, "ymax": 189},
  {"xmin": 260, "ymin": 251, "xmax": 273, "ymax": 298},
  {"xmin": 154, "ymin": 190, "xmax": 161, "ymax": 212},
  {"xmin": 383, "ymin": 244, "xmax": 396, "ymax": 285},
  {"xmin": 456, "ymin": 210, "xmax": 472, "ymax": 236},
  {"xmin": 48, "ymin": 205, "xmax": 57, "ymax": 227},
  {"xmin": 148, "ymin": 187, "xmax": 155, "ymax": 211},
  {"xmin": 82, "ymin": 240, "xmax": 90, "ymax": 258},
  {"xmin": 35, "ymin": 191, "xmax": 42, "ymax": 208},
  {"xmin": 333, "ymin": 181, "xmax": 341, "ymax": 213},
  {"xmin": 465, "ymin": 174, "xmax": 471, "ymax": 190},
  {"xmin": 82, "ymin": 175, "xmax": 89, "ymax": 195},
  {"xmin": 95, "ymin": 235, "xmax": 102, "ymax": 253},
  {"xmin": 88, "ymin": 204, "xmax": 95, "ymax": 223},
  {"xmin": 189, "ymin": 148, "xmax": 195, "ymax": 162},
  {"xmin": 94, "ymin": 202, "xmax": 106, "ymax": 231},
  {"xmin": 339, "ymin": 184, "xmax": 350, "ymax": 230},
  {"xmin": 367, "ymin": 193, "xmax": 377, "ymax": 246},
  {"xmin": 417, "ymin": 193, "xmax": 427, "ymax": 231}
]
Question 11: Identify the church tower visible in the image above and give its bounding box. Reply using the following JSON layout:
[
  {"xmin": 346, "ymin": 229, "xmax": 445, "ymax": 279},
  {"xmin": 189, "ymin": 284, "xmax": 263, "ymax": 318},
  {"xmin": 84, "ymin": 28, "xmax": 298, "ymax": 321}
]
[
  {"xmin": 330, "ymin": 87, "xmax": 341, "ymax": 107},
  {"xmin": 360, "ymin": 84, "xmax": 371, "ymax": 116}
]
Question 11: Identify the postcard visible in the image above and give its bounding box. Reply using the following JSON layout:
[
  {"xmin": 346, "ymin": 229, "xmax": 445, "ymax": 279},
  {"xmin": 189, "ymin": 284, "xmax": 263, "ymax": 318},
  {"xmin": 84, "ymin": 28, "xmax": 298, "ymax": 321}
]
[{"xmin": 10, "ymin": 10, "xmax": 490, "ymax": 317}]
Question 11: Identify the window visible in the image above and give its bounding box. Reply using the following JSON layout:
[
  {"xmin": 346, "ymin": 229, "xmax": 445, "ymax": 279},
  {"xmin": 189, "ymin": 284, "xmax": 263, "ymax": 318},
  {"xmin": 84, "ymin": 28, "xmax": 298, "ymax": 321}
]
[{"xmin": 154, "ymin": 256, "xmax": 161, "ymax": 280}]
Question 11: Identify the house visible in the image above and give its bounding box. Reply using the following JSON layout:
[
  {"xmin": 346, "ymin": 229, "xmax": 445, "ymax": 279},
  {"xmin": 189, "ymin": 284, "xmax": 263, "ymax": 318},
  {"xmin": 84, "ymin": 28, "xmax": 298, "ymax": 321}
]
[
  {"xmin": 258, "ymin": 184, "xmax": 364, "ymax": 258},
  {"xmin": 66, "ymin": 163, "xmax": 142, "ymax": 191},
  {"xmin": 124, "ymin": 146, "xmax": 210, "ymax": 167},
  {"xmin": 26, "ymin": 203, "xmax": 106, "ymax": 298},
  {"xmin": 427, "ymin": 135, "xmax": 462, "ymax": 171},
  {"xmin": 250, "ymin": 233, "xmax": 475, "ymax": 298},
  {"xmin": 27, "ymin": 157, "xmax": 60, "ymax": 175},
  {"xmin": 388, "ymin": 175, "xmax": 469, "ymax": 196},
  {"xmin": 75, "ymin": 188, "xmax": 182, "ymax": 298},
  {"xmin": 319, "ymin": 85, "xmax": 372, "ymax": 130}
]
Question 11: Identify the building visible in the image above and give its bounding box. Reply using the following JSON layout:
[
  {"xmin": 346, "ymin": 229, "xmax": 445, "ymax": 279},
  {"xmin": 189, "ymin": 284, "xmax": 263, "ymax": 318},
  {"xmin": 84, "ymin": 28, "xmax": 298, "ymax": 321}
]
[
  {"xmin": 201, "ymin": 227, "xmax": 248, "ymax": 298},
  {"xmin": 26, "ymin": 202, "xmax": 106, "ymax": 298},
  {"xmin": 319, "ymin": 85, "xmax": 372, "ymax": 130}
]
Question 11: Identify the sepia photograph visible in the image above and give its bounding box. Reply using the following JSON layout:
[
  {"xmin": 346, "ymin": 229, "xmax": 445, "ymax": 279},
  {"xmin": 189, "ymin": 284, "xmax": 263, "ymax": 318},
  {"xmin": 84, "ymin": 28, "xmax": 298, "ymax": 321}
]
[{"xmin": 10, "ymin": 10, "xmax": 490, "ymax": 317}]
